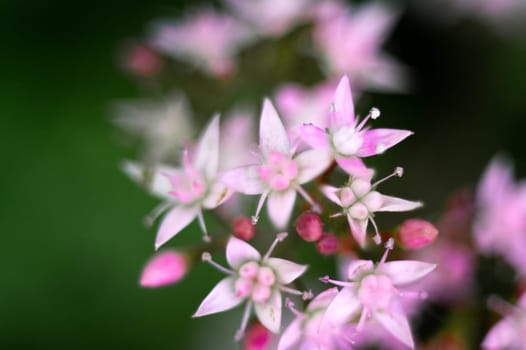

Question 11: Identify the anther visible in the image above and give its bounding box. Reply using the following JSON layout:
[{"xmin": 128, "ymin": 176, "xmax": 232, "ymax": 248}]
[
  {"xmin": 319, "ymin": 275, "xmax": 330, "ymax": 284},
  {"xmin": 372, "ymin": 166, "xmax": 404, "ymax": 188},
  {"xmin": 201, "ymin": 252, "xmax": 211, "ymax": 262},
  {"xmin": 385, "ymin": 238, "xmax": 395, "ymax": 250},
  {"xmin": 302, "ymin": 290, "xmax": 314, "ymax": 300},
  {"xmin": 370, "ymin": 107, "xmax": 381, "ymax": 119}
]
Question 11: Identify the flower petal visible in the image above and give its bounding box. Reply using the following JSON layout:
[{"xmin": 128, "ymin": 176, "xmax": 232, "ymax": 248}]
[
  {"xmin": 221, "ymin": 165, "xmax": 266, "ymax": 195},
  {"xmin": 277, "ymin": 318, "xmax": 302, "ymax": 350},
  {"xmin": 121, "ymin": 160, "xmax": 178, "ymax": 199},
  {"xmin": 357, "ymin": 128, "xmax": 413, "ymax": 157},
  {"xmin": 374, "ymin": 305, "xmax": 414, "ymax": 349},
  {"xmin": 226, "ymin": 236, "xmax": 261, "ymax": 269},
  {"xmin": 194, "ymin": 114, "xmax": 220, "ymax": 179},
  {"xmin": 331, "ymin": 76, "xmax": 355, "ymax": 128},
  {"xmin": 299, "ymin": 124, "xmax": 330, "ymax": 149},
  {"xmin": 155, "ymin": 205, "xmax": 199, "ymax": 249},
  {"xmin": 347, "ymin": 214, "xmax": 368, "ymax": 247},
  {"xmin": 322, "ymin": 286, "xmax": 360, "ymax": 327},
  {"xmin": 482, "ymin": 318, "xmax": 515, "ymax": 350},
  {"xmin": 307, "ymin": 287, "xmax": 339, "ymax": 310},
  {"xmin": 193, "ymin": 277, "xmax": 244, "ymax": 317},
  {"xmin": 377, "ymin": 261, "xmax": 436, "ymax": 286},
  {"xmin": 321, "ymin": 185, "xmax": 342, "ymax": 206},
  {"xmin": 266, "ymin": 257, "xmax": 308, "ymax": 284},
  {"xmin": 335, "ymin": 156, "xmax": 373, "ymax": 178},
  {"xmin": 202, "ymin": 181, "xmax": 232, "ymax": 209},
  {"xmin": 260, "ymin": 98, "xmax": 290, "ymax": 156},
  {"xmin": 267, "ymin": 189, "xmax": 297, "ymax": 229},
  {"xmin": 295, "ymin": 149, "xmax": 332, "ymax": 184},
  {"xmin": 255, "ymin": 290, "xmax": 282, "ymax": 333},
  {"xmin": 378, "ymin": 195, "xmax": 422, "ymax": 212}
]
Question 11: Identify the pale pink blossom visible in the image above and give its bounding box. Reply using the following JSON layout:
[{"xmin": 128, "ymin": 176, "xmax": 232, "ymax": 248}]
[
  {"xmin": 322, "ymin": 168, "xmax": 422, "ymax": 247},
  {"xmin": 193, "ymin": 233, "xmax": 310, "ymax": 340},
  {"xmin": 122, "ymin": 115, "xmax": 232, "ymax": 248},
  {"xmin": 482, "ymin": 294, "xmax": 526, "ymax": 350},
  {"xmin": 278, "ymin": 288, "xmax": 354, "ymax": 350},
  {"xmin": 152, "ymin": 8, "xmax": 253, "ymax": 77},
  {"xmin": 320, "ymin": 239, "xmax": 436, "ymax": 349},
  {"xmin": 225, "ymin": 0, "xmax": 312, "ymax": 37},
  {"xmin": 313, "ymin": 3, "xmax": 408, "ymax": 92},
  {"xmin": 222, "ymin": 99, "xmax": 332, "ymax": 228},
  {"xmin": 474, "ymin": 156, "xmax": 526, "ymax": 277},
  {"xmin": 140, "ymin": 250, "xmax": 188, "ymax": 288},
  {"xmin": 300, "ymin": 76, "xmax": 413, "ymax": 176}
]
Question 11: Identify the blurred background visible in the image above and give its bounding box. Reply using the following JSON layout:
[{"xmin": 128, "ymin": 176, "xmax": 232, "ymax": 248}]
[{"xmin": 1, "ymin": 0, "xmax": 526, "ymax": 349}]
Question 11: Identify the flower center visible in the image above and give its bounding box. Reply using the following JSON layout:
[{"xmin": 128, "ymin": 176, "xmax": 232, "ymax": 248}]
[
  {"xmin": 340, "ymin": 179, "xmax": 383, "ymax": 219},
  {"xmin": 166, "ymin": 170, "xmax": 207, "ymax": 204},
  {"xmin": 235, "ymin": 262, "xmax": 277, "ymax": 304},
  {"xmin": 331, "ymin": 126, "xmax": 364, "ymax": 156},
  {"xmin": 258, "ymin": 150, "xmax": 299, "ymax": 191},
  {"xmin": 357, "ymin": 274, "xmax": 395, "ymax": 310}
]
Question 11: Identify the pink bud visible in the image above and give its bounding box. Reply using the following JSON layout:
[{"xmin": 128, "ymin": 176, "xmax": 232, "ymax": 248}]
[
  {"xmin": 126, "ymin": 45, "xmax": 162, "ymax": 76},
  {"xmin": 233, "ymin": 216, "xmax": 256, "ymax": 241},
  {"xmin": 295, "ymin": 212, "xmax": 323, "ymax": 242},
  {"xmin": 399, "ymin": 219, "xmax": 439, "ymax": 250},
  {"xmin": 140, "ymin": 251, "xmax": 188, "ymax": 288},
  {"xmin": 316, "ymin": 233, "xmax": 339, "ymax": 255},
  {"xmin": 244, "ymin": 321, "xmax": 273, "ymax": 350}
]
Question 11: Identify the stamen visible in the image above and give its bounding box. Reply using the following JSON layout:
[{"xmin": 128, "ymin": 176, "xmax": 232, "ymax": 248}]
[
  {"xmin": 369, "ymin": 217, "xmax": 382, "ymax": 245},
  {"xmin": 182, "ymin": 148, "xmax": 192, "ymax": 172},
  {"xmin": 143, "ymin": 201, "xmax": 172, "ymax": 227},
  {"xmin": 330, "ymin": 212, "xmax": 344, "ymax": 218},
  {"xmin": 201, "ymin": 252, "xmax": 234, "ymax": 275},
  {"xmin": 285, "ymin": 298, "xmax": 306, "ymax": 319},
  {"xmin": 234, "ymin": 301, "xmax": 253, "ymax": 341},
  {"xmin": 378, "ymin": 238, "xmax": 395, "ymax": 265},
  {"xmin": 263, "ymin": 232, "xmax": 288, "ymax": 260},
  {"xmin": 295, "ymin": 185, "xmax": 320, "ymax": 213},
  {"xmin": 252, "ymin": 191, "xmax": 269, "ymax": 225},
  {"xmin": 356, "ymin": 107, "xmax": 381, "ymax": 131},
  {"xmin": 197, "ymin": 211, "xmax": 211, "ymax": 242},
  {"xmin": 279, "ymin": 286, "xmax": 312, "ymax": 300},
  {"xmin": 319, "ymin": 276, "xmax": 355, "ymax": 288},
  {"xmin": 356, "ymin": 308, "xmax": 369, "ymax": 332},
  {"xmin": 372, "ymin": 166, "xmax": 404, "ymax": 188}
]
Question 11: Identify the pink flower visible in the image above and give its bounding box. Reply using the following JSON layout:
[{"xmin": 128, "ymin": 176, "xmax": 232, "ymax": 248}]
[
  {"xmin": 139, "ymin": 250, "xmax": 188, "ymax": 288},
  {"xmin": 122, "ymin": 115, "xmax": 232, "ymax": 248},
  {"xmin": 398, "ymin": 219, "xmax": 439, "ymax": 250},
  {"xmin": 474, "ymin": 156, "xmax": 526, "ymax": 277},
  {"xmin": 313, "ymin": 2, "xmax": 408, "ymax": 92},
  {"xmin": 222, "ymin": 99, "xmax": 332, "ymax": 228},
  {"xmin": 320, "ymin": 239, "xmax": 436, "ymax": 349},
  {"xmin": 278, "ymin": 289, "xmax": 354, "ymax": 350},
  {"xmin": 225, "ymin": 0, "xmax": 312, "ymax": 37},
  {"xmin": 193, "ymin": 233, "xmax": 310, "ymax": 340},
  {"xmin": 300, "ymin": 76, "xmax": 413, "ymax": 176},
  {"xmin": 152, "ymin": 8, "xmax": 253, "ymax": 77},
  {"xmin": 482, "ymin": 294, "xmax": 526, "ymax": 349},
  {"xmin": 322, "ymin": 168, "xmax": 422, "ymax": 247}
]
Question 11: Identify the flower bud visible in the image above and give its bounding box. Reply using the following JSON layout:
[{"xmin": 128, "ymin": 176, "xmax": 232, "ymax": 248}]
[
  {"xmin": 244, "ymin": 321, "xmax": 273, "ymax": 350},
  {"xmin": 295, "ymin": 212, "xmax": 323, "ymax": 242},
  {"xmin": 233, "ymin": 216, "xmax": 256, "ymax": 241},
  {"xmin": 140, "ymin": 250, "xmax": 188, "ymax": 288},
  {"xmin": 399, "ymin": 219, "xmax": 439, "ymax": 250},
  {"xmin": 317, "ymin": 233, "xmax": 339, "ymax": 255},
  {"xmin": 126, "ymin": 44, "xmax": 162, "ymax": 76}
]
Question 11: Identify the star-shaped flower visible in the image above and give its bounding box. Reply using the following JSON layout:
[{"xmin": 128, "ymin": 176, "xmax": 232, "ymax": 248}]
[{"xmin": 193, "ymin": 233, "xmax": 310, "ymax": 340}]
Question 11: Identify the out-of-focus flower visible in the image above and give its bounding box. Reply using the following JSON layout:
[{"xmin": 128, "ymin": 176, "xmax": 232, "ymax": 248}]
[
  {"xmin": 278, "ymin": 288, "xmax": 354, "ymax": 350},
  {"xmin": 322, "ymin": 168, "xmax": 422, "ymax": 247},
  {"xmin": 313, "ymin": 2, "xmax": 408, "ymax": 92},
  {"xmin": 152, "ymin": 8, "xmax": 253, "ymax": 77},
  {"xmin": 123, "ymin": 115, "xmax": 232, "ymax": 248},
  {"xmin": 233, "ymin": 216, "xmax": 257, "ymax": 241},
  {"xmin": 244, "ymin": 321, "xmax": 273, "ymax": 350},
  {"xmin": 438, "ymin": 0, "xmax": 525, "ymax": 23},
  {"xmin": 222, "ymin": 99, "xmax": 332, "ymax": 228},
  {"xmin": 300, "ymin": 76, "xmax": 413, "ymax": 176},
  {"xmin": 474, "ymin": 156, "xmax": 526, "ymax": 277},
  {"xmin": 317, "ymin": 233, "xmax": 339, "ymax": 256},
  {"xmin": 295, "ymin": 212, "xmax": 323, "ymax": 242},
  {"xmin": 225, "ymin": 0, "xmax": 312, "ymax": 37},
  {"xmin": 113, "ymin": 93, "xmax": 194, "ymax": 164},
  {"xmin": 140, "ymin": 250, "xmax": 188, "ymax": 288},
  {"xmin": 123, "ymin": 43, "xmax": 162, "ymax": 76},
  {"xmin": 399, "ymin": 219, "xmax": 439, "ymax": 250},
  {"xmin": 194, "ymin": 234, "xmax": 310, "ymax": 340},
  {"xmin": 321, "ymin": 239, "xmax": 436, "ymax": 349},
  {"xmin": 482, "ymin": 294, "xmax": 526, "ymax": 349}
]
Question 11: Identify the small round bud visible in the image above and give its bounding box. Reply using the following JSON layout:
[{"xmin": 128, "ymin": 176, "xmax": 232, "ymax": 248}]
[
  {"xmin": 244, "ymin": 322, "xmax": 273, "ymax": 350},
  {"xmin": 239, "ymin": 261, "xmax": 260, "ymax": 279},
  {"xmin": 257, "ymin": 267, "xmax": 276, "ymax": 287},
  {"xmin": 125, "ymin": 44, "xmax": 162, "ymax": 76},
  {"xmin": 140, "ymin": 251, "xmax": 188, "ymax": 288},
  {"xmin": 233, "ymin": 216, "xmax": 256, "ymax": 241},
  {"xmin": 398, "ymin": 219, "xmax": 439, "ymax": 250},
  {"xmin": 235, "ymin": 278, "xmax": 254, "ymax": 298},
  {"xmin": 295, "ymin": 212, "xmax": 323, "ymax": 242},
  {"xmin": 316, "ymin": 233, "xmax": 339, "ymax": 256}
]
